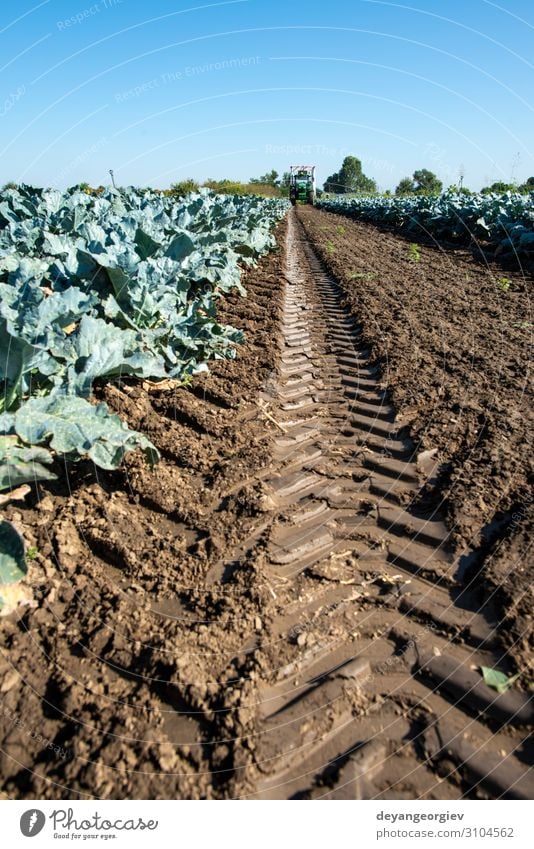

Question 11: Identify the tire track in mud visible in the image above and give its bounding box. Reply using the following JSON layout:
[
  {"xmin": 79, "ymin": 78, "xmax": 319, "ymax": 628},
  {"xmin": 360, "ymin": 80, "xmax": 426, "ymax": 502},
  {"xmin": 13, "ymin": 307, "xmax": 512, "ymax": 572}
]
[
  {"xmin": 2, "ymin": 214, "xmax": 531, "ymax": 801},
  {"xmin": 223, "ymin": 209, "xmax": 533, "ymax": 801}
]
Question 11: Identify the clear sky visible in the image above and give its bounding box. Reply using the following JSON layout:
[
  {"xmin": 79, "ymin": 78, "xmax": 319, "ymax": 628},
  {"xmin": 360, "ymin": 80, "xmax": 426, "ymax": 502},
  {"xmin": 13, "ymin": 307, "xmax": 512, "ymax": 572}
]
[{"xmin": 1, "ymin": 0, "xmax": 533, "ymax": 191}]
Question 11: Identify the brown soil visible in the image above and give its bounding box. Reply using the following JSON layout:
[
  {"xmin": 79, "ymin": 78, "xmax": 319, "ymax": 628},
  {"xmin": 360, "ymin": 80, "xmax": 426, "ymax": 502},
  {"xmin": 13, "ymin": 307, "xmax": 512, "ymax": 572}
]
[
  {"xmin": 297, "ymin": 206, "xmax": 533, "ymax": 671},
  {"xmin": 0, "ymin": 211, "xmax": 532, "ymax": 801},
  {"xmin": 0, "ymin": 226, "xmax": 286, "ymax": 800}
]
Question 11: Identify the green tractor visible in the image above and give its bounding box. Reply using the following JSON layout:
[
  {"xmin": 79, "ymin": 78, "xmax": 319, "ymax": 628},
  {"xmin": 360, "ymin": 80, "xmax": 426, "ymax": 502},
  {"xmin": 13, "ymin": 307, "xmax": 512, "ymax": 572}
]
[{"xmin": 289, "ymin": 165, "xmax": 316, "ymax": 205}]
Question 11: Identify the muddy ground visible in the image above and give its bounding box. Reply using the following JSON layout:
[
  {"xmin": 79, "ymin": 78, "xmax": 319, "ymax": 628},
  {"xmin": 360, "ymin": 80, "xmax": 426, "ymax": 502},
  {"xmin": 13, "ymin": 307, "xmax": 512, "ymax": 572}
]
[
  {"xmin": 0, "ymin": 208, "xmax": 532, "ymax": 801},
  {"xmin": 0, "ymin": 225, "xmax": 287, "ymax": 799},
  {"xmin": 297, "ymin": 206, "xmax": 533, "ymax": 669}
]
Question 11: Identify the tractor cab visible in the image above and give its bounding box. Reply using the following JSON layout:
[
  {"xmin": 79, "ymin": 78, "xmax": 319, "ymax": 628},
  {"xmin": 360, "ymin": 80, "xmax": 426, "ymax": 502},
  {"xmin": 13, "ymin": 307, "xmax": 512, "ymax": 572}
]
[{"xmin": 289, "ymin": 165, "xmax": 316, "ymax": 205}]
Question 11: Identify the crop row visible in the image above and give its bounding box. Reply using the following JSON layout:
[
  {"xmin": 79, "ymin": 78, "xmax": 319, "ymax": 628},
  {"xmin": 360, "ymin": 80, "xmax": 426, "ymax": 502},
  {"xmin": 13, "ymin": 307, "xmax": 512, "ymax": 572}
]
[
  {"xmin": 0, "ymin": 185, "xmax": 288, "ymax": 593},
  {"xmin": 317, "ymin": 190, "xmax": 534, "ymax": 256}
]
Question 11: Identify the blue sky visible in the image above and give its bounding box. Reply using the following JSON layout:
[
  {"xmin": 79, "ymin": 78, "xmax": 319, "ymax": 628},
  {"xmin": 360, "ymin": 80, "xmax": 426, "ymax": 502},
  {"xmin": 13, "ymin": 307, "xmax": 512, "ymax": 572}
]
[{"xmin": 1, "ymin": 0, "xmax": 533, "ymax": 190}]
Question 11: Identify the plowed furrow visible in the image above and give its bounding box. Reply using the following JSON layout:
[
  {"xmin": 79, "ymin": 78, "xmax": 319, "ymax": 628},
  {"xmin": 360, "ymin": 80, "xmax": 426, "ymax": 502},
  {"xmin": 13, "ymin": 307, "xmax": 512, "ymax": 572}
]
[{"xmin": 229, "ymin": 209, "xmax": 533, "ymax": 801}]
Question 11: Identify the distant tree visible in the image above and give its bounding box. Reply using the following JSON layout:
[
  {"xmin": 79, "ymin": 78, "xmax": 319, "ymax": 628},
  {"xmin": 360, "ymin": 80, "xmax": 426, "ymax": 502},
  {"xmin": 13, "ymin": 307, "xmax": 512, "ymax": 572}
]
[
  {"xmin": 395, "ymin": 170, "xmax": 442, "ymax": 196},
  {"xmin": 169, "ymin": 179, "xmax": 200, "ymax": 196},
  {"xmin": 203, "ymin": 178, "xmax": 244, "ymax": 193},
  {"xmin": 395, "ymin": 177, "xmax": 415, "ymax": 196},
  {"xmin": 279, "ymin": 171, "xmax": 291, "ymax": 197},
  {"xmin": 250, "ymin": 169, "xmax": 279, "ymax": 186},
  {"xmin": 198, "ymin": 178, "xmax": 280, "ymax": 197},
  {"xmin": 481, "ymin": 177, "xmax": 534, "ymax": 194},
  {"xmin": 354, "ymin": 174, "xmax": 377, "ymax": 193},
  {"xmin": 339, "ymin": 156, "xmax": 363, "ymax": 191},
  {"xmin": 480, "ymin": 181, "xmax": 516, "ymax": 194},
  {"xmin": 412, "ymin": 169, "xmax": 443, "ymax": 195},
  {"xmin": 323, "ymin": 156, "xmax": 376, "ymax": 193},
  {"xmin": 323, "ymin": 171, "xmax": 341, "ymax": 193},
  {"xmin": 446, "ymin": 184, "xmax": 472, "ymax": 195},
  {"xmin": 518, "ymin": 176, "xmax": 534, "ymax": 193}
]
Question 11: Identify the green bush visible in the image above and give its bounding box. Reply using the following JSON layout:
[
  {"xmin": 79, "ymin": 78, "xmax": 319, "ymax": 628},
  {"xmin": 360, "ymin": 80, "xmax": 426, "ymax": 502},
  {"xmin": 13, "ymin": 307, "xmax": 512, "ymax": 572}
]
[{"xmin": 168, "ymin": 179, "xmax": 200, "ymax": 196}]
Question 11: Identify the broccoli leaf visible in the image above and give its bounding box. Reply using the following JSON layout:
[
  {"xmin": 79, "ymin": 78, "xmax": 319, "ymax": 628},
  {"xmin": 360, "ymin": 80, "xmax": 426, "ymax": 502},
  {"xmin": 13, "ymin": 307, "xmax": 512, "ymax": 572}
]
[{"xmin": 13, "ymin": 396, "xmax": 159, "ymax": 469}]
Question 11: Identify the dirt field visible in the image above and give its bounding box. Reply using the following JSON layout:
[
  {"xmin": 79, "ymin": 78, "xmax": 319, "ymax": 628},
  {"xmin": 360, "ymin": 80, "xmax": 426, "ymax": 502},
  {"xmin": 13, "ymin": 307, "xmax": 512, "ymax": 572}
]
[
  {"xmin": 0, "ymin": 226, "xmax": 286, "ymax": 799},
  {"xmin": 298, "ymin": 206, "xmax": 533, "ymax": 671},
  {"xmin": 0, "ymin": 210, "xmax": 532, "ymax": 801}
]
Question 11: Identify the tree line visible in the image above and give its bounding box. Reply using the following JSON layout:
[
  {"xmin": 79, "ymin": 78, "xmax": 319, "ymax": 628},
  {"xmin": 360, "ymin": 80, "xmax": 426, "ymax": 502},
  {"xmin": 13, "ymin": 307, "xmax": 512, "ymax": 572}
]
[
  {"xmin": 16, "ymin": 158, "xmax": 531, "ymax": 198},
  {"xmin": 322, "ymin": 158, "xmax": 444, "ymax": 195},
  {"xmin": 322, "ymin": 156, "xmax": 534, "ymax": 196},
  {"xmin": 167, "ymin": 165, "xmax": 534, "ymax": 197}
]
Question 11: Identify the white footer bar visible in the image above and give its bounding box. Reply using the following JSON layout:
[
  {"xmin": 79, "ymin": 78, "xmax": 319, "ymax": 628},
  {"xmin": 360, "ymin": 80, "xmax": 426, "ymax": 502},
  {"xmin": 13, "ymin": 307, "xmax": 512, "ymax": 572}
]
[{"xmin": 2, "ymin": 799, "xmax": 532, "ymax": 848}]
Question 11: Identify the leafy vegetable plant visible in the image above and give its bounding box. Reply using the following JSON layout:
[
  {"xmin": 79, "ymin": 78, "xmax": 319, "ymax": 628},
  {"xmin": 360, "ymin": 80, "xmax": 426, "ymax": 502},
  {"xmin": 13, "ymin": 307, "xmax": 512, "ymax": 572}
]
[
  {"xmin": 0, "ymin": 184, "xmax": 289, "ymax": 590},
  {"xmin": 318, "ymin": 189, "xmax": 534, "ymax": 257},
  {"xmin": 409, "ymin": 243, "xmax": 421, "ymax": 262}
]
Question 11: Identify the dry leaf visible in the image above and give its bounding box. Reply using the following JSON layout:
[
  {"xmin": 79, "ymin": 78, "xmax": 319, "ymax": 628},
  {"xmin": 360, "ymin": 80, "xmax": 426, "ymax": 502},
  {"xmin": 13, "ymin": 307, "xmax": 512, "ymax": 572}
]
[{"xmin": 0, "ymin": 484, "xmax": 31, "ymax": 506}]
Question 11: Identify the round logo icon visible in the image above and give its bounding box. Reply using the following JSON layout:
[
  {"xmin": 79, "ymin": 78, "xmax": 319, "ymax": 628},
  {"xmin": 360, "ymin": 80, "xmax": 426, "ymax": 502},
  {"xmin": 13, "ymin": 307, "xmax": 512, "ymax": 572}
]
[{"xmin": 20, "ymin": 809, "xmax": 46, "ymax": 837}]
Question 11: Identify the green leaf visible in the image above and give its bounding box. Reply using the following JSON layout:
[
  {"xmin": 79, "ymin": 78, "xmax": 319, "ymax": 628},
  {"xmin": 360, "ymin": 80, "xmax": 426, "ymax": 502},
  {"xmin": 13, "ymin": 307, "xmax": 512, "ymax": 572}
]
[
  {"xmin": 0, "ymin": 520, "xmax": 27, "ymax": 585},
  {"xmin": 0, "ymin": 435, "xmax": 56, "ymax": 491},
  {"xmin": 165, "ymin": 232, "xmax": 195, "ymax": 261},
  {"xmin": 42, "ymin": 231, "xmax": 75, "ymax": 256},
  {"xmin": 519, "ymin": 232, "xmax": 534, "ymax": 248},
  {"xmin": 481, "ymin": 666, "xmax": 519, "ymax": 694},
  {"xmin": 13, "ymin": 395, "xmax": 159, "ymax": 470},
  {"xmin": 105, "ymin": 265, "xmax": 132, "ymax": 306},
  {"xmin": 134, "ymin": 228, "xmax": 160, "ymax": 260},
  {"xmin": 62, "ymin": 315, "xmax": 168, "ymax": 395},
  {"xmin": 0, "ymin": 324, "xmax": 61, "ymax": 410}
]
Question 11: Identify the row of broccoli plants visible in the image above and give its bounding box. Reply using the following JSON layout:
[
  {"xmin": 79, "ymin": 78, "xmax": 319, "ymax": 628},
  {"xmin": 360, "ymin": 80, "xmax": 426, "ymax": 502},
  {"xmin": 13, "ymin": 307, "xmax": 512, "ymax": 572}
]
[
  {"xmin": 0, "ymin": 184, "xmax": 289, "ymax": 601},
  {"xmin": 317, "ymin": 190, "xmax": 534, "ymax": 256}
]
